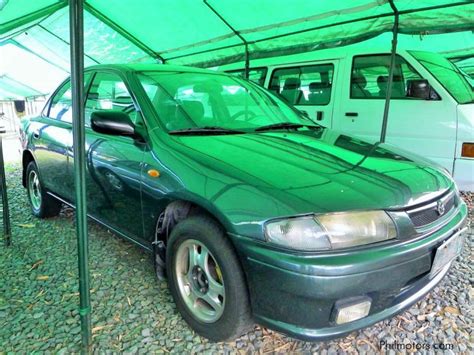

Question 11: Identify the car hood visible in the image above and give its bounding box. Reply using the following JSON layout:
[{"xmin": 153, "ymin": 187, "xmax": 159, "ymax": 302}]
[{"xmin": 167, "ymin": 129, "xmax": 453, "ymax": 223}]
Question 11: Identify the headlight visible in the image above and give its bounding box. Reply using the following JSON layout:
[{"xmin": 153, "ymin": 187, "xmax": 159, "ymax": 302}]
[{"xmin": 265, "ymin": 211, "xmax": 397, "ymax": 251}]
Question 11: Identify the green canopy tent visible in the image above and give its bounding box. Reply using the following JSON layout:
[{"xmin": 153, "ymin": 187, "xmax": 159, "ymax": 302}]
[
  {"xmin": 1, "ymin": 0, "xmax": 473, "ymax": 98},
  {"xmin": 1, "ymin": 0, "xmax": 474, "ymax": 75},
  {"xmin": 444, "ymin": 47, "xmax": 474, "ymax": 77},
  {"xmin": 0, "ymin": 75, "xmax": 43, "ymax": 99},
  {"xmin": 216, "ymin": 30, "xmax": 474, "ymax": 70},
  {"xmin": 1, "ymin": 0, "xmax": 473, "ymax": 351}
]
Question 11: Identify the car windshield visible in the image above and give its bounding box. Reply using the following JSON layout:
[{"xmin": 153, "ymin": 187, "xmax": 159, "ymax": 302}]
[
  {"xmin": 137, "ymin": 70, "xmax": 314, "ymax": 132},
  {"xmin": 409, "ymin": 50, "xmax": 474, "ymax": 104}
]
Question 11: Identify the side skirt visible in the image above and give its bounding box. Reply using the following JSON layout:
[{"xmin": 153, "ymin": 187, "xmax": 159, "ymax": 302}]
[{"xmin": 47, "ymin": 191, "xmax": 153, "ymax": 252}]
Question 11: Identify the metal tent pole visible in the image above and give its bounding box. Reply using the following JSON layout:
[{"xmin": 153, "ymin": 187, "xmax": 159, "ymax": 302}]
[
  {"xmin": 168, "ymin": 1, "xmax": 467, "ymax": 66},
  {"xmin": 203, "ymin": 0, "xmax": 250, "ymax": 78},
  {"xmin": 0, "ymin": 134, "xmax": 12, "ymax": 246},
  {"xmin": 83, "ymin": 3, "xmax": 164, "ymax": 63},
  {"xmin": 69, "ymin": 0, "xmax": 92, "ymax": 351},
  {"xmin": 380, "ymin": 0, "xmax": 399, "ymax": 143}
]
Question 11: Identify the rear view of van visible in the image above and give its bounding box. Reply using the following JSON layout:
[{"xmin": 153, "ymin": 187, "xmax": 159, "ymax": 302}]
[{"xmin": 224, "ymin": 48, "xmax": 474, "ymax": 191}]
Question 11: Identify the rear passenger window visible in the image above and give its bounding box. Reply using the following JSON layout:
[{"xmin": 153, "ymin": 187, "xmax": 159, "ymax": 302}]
[
  {"xmin": 48, "ymin": 81, "xmax": 73, "ymax": 122},
  {"xmin": 269, "ymin": 64, "xmax": 334, "ymax": 106},
  {"xmin": 351, "ymin": 55, "xmax": 425, "ymax": 99},
  {"xmin": 47, "ymin": 74, "xmax": 91, "ymax": 123},
  {"xmin": 85, "ymin": 72, "xmax": 139, "ymax": 126}
]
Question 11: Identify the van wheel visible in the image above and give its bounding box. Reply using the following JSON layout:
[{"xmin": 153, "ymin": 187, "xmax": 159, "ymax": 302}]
[
  {"xmin": 166, "ymin": 215, "xmax": 252, "ymax": 341},
  {"xmin": 26, "ymin": 161, "xmax": 62, "ymax": 218}
]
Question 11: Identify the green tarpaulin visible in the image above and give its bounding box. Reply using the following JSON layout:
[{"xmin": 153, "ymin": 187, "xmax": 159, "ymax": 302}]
[{"xmin": 0, "ymin": 0, "xmax": 473, "ymax": 98}]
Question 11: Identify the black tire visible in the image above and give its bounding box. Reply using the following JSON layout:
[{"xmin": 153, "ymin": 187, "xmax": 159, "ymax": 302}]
[
  {"xmin": 166, "ymin": 215, "xmax": 253, "ymax": 341},
  {"xmin": 26, "ymin": 161, "xmax": 62, "ymax": 218}
]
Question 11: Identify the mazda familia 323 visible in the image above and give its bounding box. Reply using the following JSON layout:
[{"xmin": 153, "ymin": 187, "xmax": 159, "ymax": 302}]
[{"xmin": 20, "ymin": 64, "xmax": 468, "ymax": 341}]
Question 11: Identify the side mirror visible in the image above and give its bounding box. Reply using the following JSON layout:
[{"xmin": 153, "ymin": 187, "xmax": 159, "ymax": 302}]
[
  {"xmin": 406, "ymin": 79, "xmax": 440, "ymax": 100},
  {"xmin": 91, "ymin": 111, "xmax": 136, "ymax": 137}
]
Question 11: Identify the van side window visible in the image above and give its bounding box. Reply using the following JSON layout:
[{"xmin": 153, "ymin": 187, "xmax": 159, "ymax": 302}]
[
  {"xmin": 85, "ymin": 72, "xmax": 139, "ymax": 126},
  {"xmin": 226, "ymin": 68, "xmax": 268, "ymax": 86},
  {"xmin": 269, "ymin": 64, "xmax": 334, "ymax": 106},
  {"xmin": 351, "ymin": 55, "xmax": 427, "ymax": 99}
]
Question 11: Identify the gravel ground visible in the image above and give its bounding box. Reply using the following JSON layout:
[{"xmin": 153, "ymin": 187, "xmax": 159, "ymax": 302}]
[{"xmin": 0, "ymin": 163, "xmax": 472, "ymax": 353}]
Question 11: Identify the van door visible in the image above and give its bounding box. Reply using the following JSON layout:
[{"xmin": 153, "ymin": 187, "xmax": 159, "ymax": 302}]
[
  {"xmin": 335, "ymin": 53, "xmax": 456, "ymax": 172},
  {"xmin": 267, "ymin": 61, "xmax": 338, "ymax": 128}
]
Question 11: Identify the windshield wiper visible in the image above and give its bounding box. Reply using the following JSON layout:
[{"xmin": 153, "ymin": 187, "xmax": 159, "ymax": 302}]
[
  {"xmin": 255, "ymin": 122, "xmax": 321, "ymax": 132},
  {"xmin": 169, "ymin": 126, "xmax": 245, "ymax": 135}
]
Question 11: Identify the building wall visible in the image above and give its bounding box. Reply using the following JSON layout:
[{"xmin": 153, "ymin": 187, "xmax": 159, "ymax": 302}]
[{"xmin": 0, "ymin": 97, "xmax": 47, "ymax": 134}]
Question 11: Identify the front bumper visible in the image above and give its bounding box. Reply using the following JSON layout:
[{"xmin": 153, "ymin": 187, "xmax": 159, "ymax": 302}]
[{"xmin": 230, "ymin": 203, "xmax": 468, "ymax": 341}]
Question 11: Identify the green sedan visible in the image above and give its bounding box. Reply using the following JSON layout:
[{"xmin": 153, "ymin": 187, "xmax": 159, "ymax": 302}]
[{"xmin": 20, "ymin": 64, "xmax": 468, "ymax": 341}]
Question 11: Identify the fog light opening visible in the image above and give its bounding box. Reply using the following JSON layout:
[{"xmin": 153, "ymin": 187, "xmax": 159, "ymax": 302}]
[{"xmin": 335, "ymin": 296, "xmax": 372, "ymax": 325}]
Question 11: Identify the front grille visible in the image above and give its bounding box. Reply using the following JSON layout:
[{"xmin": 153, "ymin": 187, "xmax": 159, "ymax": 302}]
[{"xmin": 407, "ymin": 191, "xmax": 456, "ymax": 228}]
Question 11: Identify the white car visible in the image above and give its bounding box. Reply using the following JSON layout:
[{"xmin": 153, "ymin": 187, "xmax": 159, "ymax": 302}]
[{"xmin": 222, "ymin": 48, "xmax": 474, "ymax": 191}]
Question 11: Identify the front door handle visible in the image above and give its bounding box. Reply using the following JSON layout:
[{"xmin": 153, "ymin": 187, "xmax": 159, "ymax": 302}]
[
  {"xmin": 345, "ymin": 112, "xmax": 358, "ymax": 117},
  {"xmin": 316, "ymin": 111, "xmax": 323, "ymax": 121},
  {"xmin": 32, "ymin": 131, "xmax": 40, "ymax": 139}
]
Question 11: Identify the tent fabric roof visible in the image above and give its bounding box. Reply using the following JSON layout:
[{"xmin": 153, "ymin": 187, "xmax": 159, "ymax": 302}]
[
  {"xmin": 0, "ymin": 0, "xmax": 473, "ymax": 98},
  {"xmin": 217, "ymin": 30, "xmax": 474, "ymax": 70},
  {"xmin": 0, "ymin": 75, "xmax": 43, "ymax": 99}
]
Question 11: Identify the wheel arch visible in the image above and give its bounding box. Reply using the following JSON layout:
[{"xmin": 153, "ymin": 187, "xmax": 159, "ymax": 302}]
[
  {"xmin": 151, "ymin": 197, "xmax": 238, "ymax": 280},
  {"xmin": 22, "ymin": 150, "xmax": 36, "ymax": 187},
  {"xmin": 155, "ymin": 197, "xmax": 234, "ymax": 245}
]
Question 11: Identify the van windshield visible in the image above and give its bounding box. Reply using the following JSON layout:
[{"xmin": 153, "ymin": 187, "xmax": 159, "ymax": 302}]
[
  {"xmin": 409, "ymin": 50, "xmax": 474, "ymax": 104},
  {"xmin": 138, "ymin": 71, "xmax": 315, "ymax": 132}
]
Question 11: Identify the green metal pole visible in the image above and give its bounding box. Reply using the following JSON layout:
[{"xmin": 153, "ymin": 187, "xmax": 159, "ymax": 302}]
[
  {"xmin": 203, "ymin": 0, "xmax": 250, "ymax": 79},
  {"xmin": 0, "ymin": 134, "xmax": 12, "ymax": 246},
  {"xmin": 69, "ymin": 0, "xmax": 91, "ymax": 352},
  {"xmin": 380, "ymin": 0, "xmax": 399, "ymax": 143}
]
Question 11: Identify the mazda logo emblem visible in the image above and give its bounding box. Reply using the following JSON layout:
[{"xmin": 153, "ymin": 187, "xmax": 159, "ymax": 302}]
[{"xmin": 436, "ymin": 200, "xmax": 445, "ymax": 215}]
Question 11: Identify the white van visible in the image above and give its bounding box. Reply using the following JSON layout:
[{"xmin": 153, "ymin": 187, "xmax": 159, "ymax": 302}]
[{"xmin": 220, "ymin": 48, "xmax": 474, "ymax": 191}]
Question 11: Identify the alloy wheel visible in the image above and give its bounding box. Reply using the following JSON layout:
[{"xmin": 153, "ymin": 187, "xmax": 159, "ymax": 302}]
[
  {"xmin": 174, "ymin": 239, "xmax": 225, "ymax": 323},
  {"xmin": 28, "ymin": 170, "xmax": 42, "ymax": 211}
]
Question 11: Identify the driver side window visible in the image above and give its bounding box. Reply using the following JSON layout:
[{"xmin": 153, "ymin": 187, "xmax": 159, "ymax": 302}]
[{"xmin": 85, "ymin": 72, "xmax": 139, "ymax": 126}]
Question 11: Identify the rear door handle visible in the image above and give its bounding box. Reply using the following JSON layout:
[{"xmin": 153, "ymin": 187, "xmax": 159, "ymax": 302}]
[
  {"xmin": 345, "ymin": 112, "xmax": 358, "ymax": 117},
  {"xmin": 316, "ymin": 111, "xmax": 323, "ymax": 121}
]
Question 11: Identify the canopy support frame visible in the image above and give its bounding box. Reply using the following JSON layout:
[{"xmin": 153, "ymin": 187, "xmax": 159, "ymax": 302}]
[
  {"xmin": 0, "ymin": 1, "xmax": 68, "ymax": 36},
  {"xmin": 0, "ymin": 74, "xmax": 44, "ymax": 97},
  {"xmin": 0, "ymin": 135, "xmax": 11, "ymax": 246},
  {"xmin": 37, "ymin": 24, "xmax": 101, "ymax": 65},
  {"xmin": 69, "ymin": 0, "xmax": 92, "ymax": 351},
  {"xmin": 166, "ymin": 1, "xmax": 468, "ymax": 66},
  {"xmin": 380, "ymin": 0, "xmax": 399, "ymax": 143},
  {"xmin": 203, "ymin": 0, "xmax": 250, "ymax": 78},
  {"xmin": 83, "ymin": 2, "xmax": 165, "ymax": 63},
  {"xmin": 10, "ymin": 39, "xmax": 72, "ymax": 72}
]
